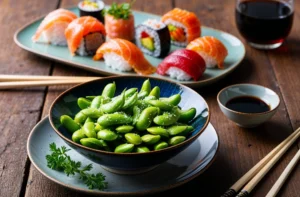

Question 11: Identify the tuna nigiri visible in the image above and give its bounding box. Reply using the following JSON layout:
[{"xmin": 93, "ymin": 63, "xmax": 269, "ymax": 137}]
[
  {"xmin": 65, "ymin": 16, "xmax": 106, "ymax": 56},
  {"xmin": 93, "ymin": 38, "xmax": 156, "ymax": 75},
  {"xmin": 156, "ymin": 49, "xmax": 206, "ymax": 81},
  {"xmin": 161, "ymin": 8, "xmax": 201, "ymax": 47},
  {"xmin": 186, "ymin": 36, "xmax": 228, "ymax": 69},
  {"xmin": 32, "ymin": 8, "xmax": 77, "ymax": 46}
]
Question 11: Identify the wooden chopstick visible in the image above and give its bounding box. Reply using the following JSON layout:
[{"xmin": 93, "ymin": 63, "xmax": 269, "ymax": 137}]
[
  {"xmin": 266, "ymin": 149, "xmax": 300, "ymax": 197},
  {"xmin": 221, "ymin": 127, "xmax": 300, "ymax": 197},
  {"xmin": 236, "ymin": 130, "xmax": 300, "ymax": 197},
  {"xmin": 0, "ymin": 74, "xmax": 100, "ymax": 81}
]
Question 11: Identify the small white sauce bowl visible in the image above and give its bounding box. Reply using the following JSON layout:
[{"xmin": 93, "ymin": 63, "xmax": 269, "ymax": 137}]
[{"xmin": 217, "ymin": 84, "xmax": 280, "ymax": 128}]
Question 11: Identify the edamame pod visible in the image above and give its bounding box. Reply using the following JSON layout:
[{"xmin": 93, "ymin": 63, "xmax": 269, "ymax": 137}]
[
  {"xmin": 97, "ymin": 129, "xmax": 118, "ymax": 141},
  {"xmin": 90, "ymin": 96, "xmax": 102, "ymax": 109},
  {"xmin": 132, "ymin": 106, "xmax": 141, "ymax": 125},
  {"xmin": 114, "ymin": 143, "xmax": 134, "ymax": 153},
  {"xmin": 178, "ymin": 108, "xmax": 197, "ymax": 123},
  {"xmin": 80, "ymin": 138, "xmax": 107, "ymax": 149},
  {"xmin": 146, "ymin": 100, "xmax": 174, "ymax": 111},
  {"xmin": 141, "ymin": 134, "xmax": 161, "ymax": 145},
  {"xmin": 160, "ymin": 94, "xmax": 181, "ymax": 106},
  {"xmin": 135, "ymin": 146, "xmax": 150, "ymax": 153},
  {"xmin": 72, "ymin": 129, "xmax": 86, "ymax": 143},
  {"xmin": 154, "ymin": 141, "xmax": 168, "ymax": 150},
  {"xmin": 136, "ymin": 107, "xmax": 159, "ymax": 131},
  {"xmin": 125, "ymin": 88, "xmax": 138, "ymax": 98},
  {"xmin": 85, "ymin": 117, "xmax": 94, "ymax": 123},
  {"xmin": 149, "ymin": 86, "xmax": 160, "ymax": 99},
  {"xmin": 125, "ymin": 133, "xmax": 142, "ymax": 145},
  {"xmin": 147, "ymin": 127, "xmax": 169, "ymax": 138},
  {"xmin": 94, "ymin": 123, "xmax": 105, "ymax": 132},
  {"xmin": 81, "ymin": 108, "xmax": 103, "ymax": 119},
  {"xmin": 77, "ymin": 97, "xmax": 91, "ymax": 109},
  {"xmin": 167, "ymin": 125, "xmax": 188, "ymax": 136},
  {"xmin": 74, "ymin": 111, "xmax": 88, "ymax": 124},
  {"xmin": 101, "ymin": 81, "xmax": 116, "ymax": 98},
  {"xmin": 100, "ymin": 90, "xmax": 125, "ymax": 113},
  {"xmin": 97, "ymin": 112, "xmax": 132, "ymax": 127},
  {"xmin": 122, "ymin": 92, "xmax": 138, "ymax": 110},
  {"xmin": 153, "ymin": 107, "xmax": 180, "ymax": 126},
  {"xmin": 60, "ymin": 115, "xmax": 81, "ymax": 133},
  {"xmin": 169, "ymin": 136, "xmax": 186, "ymax": 146},
  {"xmin": 138, "ymin": 79, "xmax": 151, "ymax": 99},
  {"xmin": 115, "ymin": 125, "xmax": 134, "ymax": 133},
  {"xmin": 82, "ymin": 122, "xmax": 97, "ymax": 138},
  {"xmin": 143, "ymin": 95, "xmax": 157, "ymax": 101}
]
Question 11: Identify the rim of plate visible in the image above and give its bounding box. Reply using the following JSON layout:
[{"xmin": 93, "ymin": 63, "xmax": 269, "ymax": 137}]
[
  {"xmin": 48, "ymin": 75, "xmax": 210, "ymax": 156},
  {"xmin": 13, "ymin": 6, "xmax": 246, "ymax": 88},
  {"xmin": 27, "ymin": 115, "xmax": 220, "ymax": 196}
]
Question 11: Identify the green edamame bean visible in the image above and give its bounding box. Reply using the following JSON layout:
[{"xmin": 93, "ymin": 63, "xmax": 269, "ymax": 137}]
[
  {"xmin": 146, "ymin": 100, "xmax": 174, "ymax": 111},
  {"xmin": 135, "ymin": 146, "xmax": 150, "ymax": 153},
  {"xmin": 154, "ymin": 141, "xmax": 168, "ymax": 150},
  {"xmin": 178, "ymin": 108, "xmax": 197, "ymax": 123},
  {"xmin": 97, "ymin": 112, "xmax": 132, "ymax": 127},
  {"xmin": 82, "ymin": 122, "xmax": 97, "ymax": 138},
  {"xmin": 125, "ymin": 133, "xmax": 142, "ymax": 145},
  {"xmin": 132, "ymin": 106, "xmax": 141, "ymax": 125},
  {"xmin": 97, "ymin": 129, "xmax": 118, "ymax": 141},
  {"xmin": 115, "ymin": 125, "xmax": 134, "ymax": 133},
  {"xmin": 136, "ymin": 107, "xmax": 159, "ymax": 131},
  {"xmin": 77, "ymin": 97, "xmax": 91, "ymax": 109},
  {"xmin": 74, "ymin": 111, "xmax": 88, "ymax": 124},
  {"xmin": 102, "ymin": 81, "xmax": 116, "ymax": 98},
  {"xmin": 168, "ymin": 136, "xmax": 186, "ymax": 146},
  {"xmin": 153, "ymin": 107, "xmax": 180, "ymax": 126},
  {"xmin": 122, "ymin": 92, "xmax": 138, "ymax": 110},
  {"xmin": 80, "ymin": 138, "xmax": 107, "ymax": 149},
  {"xmin": 149, "ymin": 86, "xmax": 160, "ymax": 99},
  {"xmin": 81, "ymin": 108, "xmax": 103, "ymax": 119},
  {"xmin": 72, "ymin": 129, "xmax": 86, "ymax": 143},
  {"xmin": 114, "ymin": 143, "xmax": 134, "ymax": 153},
  {"xmin": 125, "ymin": 88, "xmax": 138, "ymax": 98},
  {"xmin": 100, "ymin": 90, "xmax": 125, "ymax": 113},
  {"xmin": 138, "ymin": 79, "xmax": 151, "ymax": 99},
  {"xmin": 141, "ymin": 134, "xmax": 161, "ymax": 145},
  {"xmin": 167, "ymin": 125, "xmax": 189, "ymax": 136},
  {"xmin": 160, "ymin": 94, "xmax": 181, "ymax": 106},
  {"xmin": 90, "ymin": 96, "xmax": 102, "ymax": 109},
  {"xmin": 147, "ymin": 126, "xmax": 169, "ymax": 138},
  {"xmin": 60, "ymin": 115, "xmax": 81, "ymax": 133}
]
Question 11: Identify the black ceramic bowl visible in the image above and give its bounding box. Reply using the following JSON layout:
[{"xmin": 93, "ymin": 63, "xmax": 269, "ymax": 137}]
[{"xmin": 49, "ymin": 75, "xmax": 210, "ymax": 174}]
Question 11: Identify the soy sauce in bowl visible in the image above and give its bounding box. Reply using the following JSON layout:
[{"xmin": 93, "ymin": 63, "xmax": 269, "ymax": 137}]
[{"xmin": 225, "ymin": 96, "xmax": 270, "ymax": 113}]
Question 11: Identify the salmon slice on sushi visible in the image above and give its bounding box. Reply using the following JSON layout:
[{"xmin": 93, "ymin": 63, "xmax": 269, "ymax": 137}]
[
  {"xmin": 65, "ymin": 16, "xmax": 106, "ymax": 56},
  {"xmin": 161, "ymin": 8, "xmax": 201, "ymax": 47},
  {"xmin": 32, "ymin": 8, "xmax": 77, "ymax": 46},
  {"xmin": 156, "ymin": 49, "xmax": 206, "ymax": 81},
  {"xmin": 93, "ymin": 38, "xmax": 156, "ymax": 75},
  {"xmin": 186, "ymin": 36, "xmax": 228, "ymax": 69}
]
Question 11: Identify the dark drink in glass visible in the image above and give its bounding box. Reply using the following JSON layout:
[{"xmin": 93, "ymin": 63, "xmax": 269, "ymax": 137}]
[{"xmin": 235, "ymin": 0, "xmax": 294, "ymax": 49}]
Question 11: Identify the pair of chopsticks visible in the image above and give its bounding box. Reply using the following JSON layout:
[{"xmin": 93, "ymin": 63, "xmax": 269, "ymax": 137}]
[
  {"xmin": 221, "ymin": 127, "xmax": 300, "ymax": 197},
  {"xmin": 0, "ymin": 74, "xmax": 101, "ymax": 89}
]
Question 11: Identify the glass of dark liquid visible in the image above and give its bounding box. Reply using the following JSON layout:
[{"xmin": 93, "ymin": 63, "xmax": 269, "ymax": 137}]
[{"xmin": 235, "ymin": 0, "xmax": 294, "ymax": 49}]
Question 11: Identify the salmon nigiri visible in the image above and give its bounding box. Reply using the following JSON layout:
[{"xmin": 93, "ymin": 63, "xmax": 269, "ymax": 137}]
[
  {"xmin": 186, "ymin": 36, "xmax": 228, "ymax": 69},
  {"xmin": 32, "ymin": 8, "xmax": 77, "ymax": 46},
  {"xmin": 161, "ymin": 8, "xmax": 201, "ymax": 47},
  {"xmin": 93, "ymin": 38, "xmax": 156, "ymax": 75},
  {"xmin": 65, "ymin": 16, "xmax": 106, "ymax": 56}
]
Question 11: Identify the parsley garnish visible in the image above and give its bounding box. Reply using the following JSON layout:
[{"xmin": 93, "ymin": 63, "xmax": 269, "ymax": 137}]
[
  {"xmin": 46, "ymin": 142, "xmax": 108, "ymax": 190},
  {"xmin": 104, "ymin": 0, "xmax": 135, "ymax": 20}
]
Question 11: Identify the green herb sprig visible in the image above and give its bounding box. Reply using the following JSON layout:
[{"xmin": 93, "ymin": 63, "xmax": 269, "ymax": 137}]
[
  {"xmin": 104, "ymin": 0, "xmax": 135, "ymax": 20},
  {"xmin": 46, "ymin": 142, "xmax": 108, "ymax": 190}
]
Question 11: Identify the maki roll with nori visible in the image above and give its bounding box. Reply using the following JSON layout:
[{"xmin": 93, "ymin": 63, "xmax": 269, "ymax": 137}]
[
  {"xmin": 135, "ymin": 19, "xmax": 171, "ymax": 58},
  {"xmin": 78, "ymin": 0, "xmax": 105, "ymax": 24}
]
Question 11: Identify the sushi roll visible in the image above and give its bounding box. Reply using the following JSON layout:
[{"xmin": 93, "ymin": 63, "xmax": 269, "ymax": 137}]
[
  {"xmin": 186, "ymin": 36, "xmax": 228, "ymax": 69},
  {"xmin": 161, "ymin": 8, "xmax": 201, "ymax": 47},
  {"xmin": 156, "ymin": 49, "xmax": 206, "ymax": 81},
  {"xmin": 93, "ymin": 38, "xmax": 156, "ymax": 75},
  {"xmin": 65, "ymin": 16, "xmax": 106, "ymax": 56},
  {"xmin": 135, "ymin": 19, "xmax": 171, "ymax": 58},
  {"xmin": 78, "ymin": 0, "xmax": 105, "ymax": 24},
  {"xmin": 32, "ymin": 8, "xmax": 77, "ymax": 46},
  {"xmin": 104, "ymin": 1, "xmax": 135, "ymax": 41}
]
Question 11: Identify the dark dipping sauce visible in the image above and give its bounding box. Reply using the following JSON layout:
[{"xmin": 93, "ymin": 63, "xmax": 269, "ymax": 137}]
[{"xmin": 225, "ymin": 96, "xmax": 270, "ymax": 113}]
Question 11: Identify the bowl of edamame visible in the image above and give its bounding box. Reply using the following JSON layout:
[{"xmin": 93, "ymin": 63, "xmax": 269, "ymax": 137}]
[{"xmin": 49, "ymin": 75, "xmax": 210, "ymax": 174}]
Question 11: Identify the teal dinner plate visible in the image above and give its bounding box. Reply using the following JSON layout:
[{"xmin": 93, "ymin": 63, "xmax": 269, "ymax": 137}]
[
  {"xmin": 14, "ymin": 7, "xmax": 245, "ymax": 88},
  {"xmin": 27, "ymin": 116, "xmax": 219, "ymax": 196}
]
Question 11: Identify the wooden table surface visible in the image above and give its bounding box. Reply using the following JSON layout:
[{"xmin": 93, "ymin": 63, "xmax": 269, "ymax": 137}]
[{"xmin": 1, "ymin": 0, "xmax": 300, "ymax": 196}]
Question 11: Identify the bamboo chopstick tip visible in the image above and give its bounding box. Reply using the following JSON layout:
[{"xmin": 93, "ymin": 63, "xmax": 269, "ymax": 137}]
[
  {"xmin": 220, "ymin": 189, "xmax": 237, "ymax": 197},
  {"xmin": 236, "ymin": 190, "xmax": 249, "ymax": 197}
]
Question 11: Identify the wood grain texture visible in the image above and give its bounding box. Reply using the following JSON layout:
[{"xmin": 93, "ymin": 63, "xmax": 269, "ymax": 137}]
[{"xmin": 0, "ymin": 0, "xmax": 59, "ymax": 197}]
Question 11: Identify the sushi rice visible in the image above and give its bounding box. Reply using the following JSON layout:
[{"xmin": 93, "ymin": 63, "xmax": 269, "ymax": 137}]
[
  {"xmin": 42, "ymin": 23, "xmax": 69, "ymax": 46},
  {"xmin": 163, "ymin": 19, "xmax": 188, "ymax": 47},
  {"xmin": 103, "ymin": 53, "xmax": 132, "ymax": 72},
  {"xmin": 166, "ymin": 67, "xmax": 192, "ymax": 81}
]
